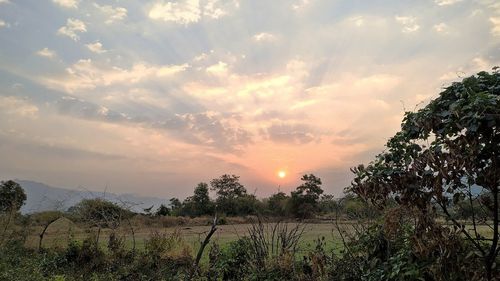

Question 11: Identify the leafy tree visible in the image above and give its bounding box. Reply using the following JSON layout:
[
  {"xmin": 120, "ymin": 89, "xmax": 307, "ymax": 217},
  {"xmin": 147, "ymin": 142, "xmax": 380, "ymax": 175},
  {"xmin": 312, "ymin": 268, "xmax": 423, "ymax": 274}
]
[
  {"xmin": 70, "ymin": 198, "xmax": 133, "ymax": 229},
  {"xmin": 289, "ymin": 174, "xmax": 324, "ymax": 218},
  {"xmin": 155, "ymin": 204, "xmax": 170, "ymax": 216},
  {"xmin": 339, "ymin": 194, "xmax": 380, "ymax": 219},
  {"xmin": 267, "ymin": 191, "xmax": 289, "ymax": 216},
  {"xmin": 0, "ymin": 180, "xmax": 26, "ymax": 213},
  {"xmin": 349, "ymin": 69, "xmax": 500, "ymax": 280},
  {"xmin": 182, "ymin": 182, "xmax": 214, "ymax": 217},
  {"xmin": 210, "ymin": 174, "xmax": 247, "ymax": 200},
  {"xmin": 233, "ymin": 194, "xmax": 260, "ymax": 216},
  {"xmin": 317, "ymin": 194, "xmax": 337, "ymax": 214},
  {"xmin": 30, "ymin": 210, "xmax": 64, "ymax": 250},
  {"xmin": 210, "ymin": 175, "xmax": 248, "ymax": 215},
  {"xmin": 169, "ymin": 198, "xmax": 182, "ymax": 216},
  {"xmin": 0, "ymin": 180, "xmax": 26, "ymax": 245}
]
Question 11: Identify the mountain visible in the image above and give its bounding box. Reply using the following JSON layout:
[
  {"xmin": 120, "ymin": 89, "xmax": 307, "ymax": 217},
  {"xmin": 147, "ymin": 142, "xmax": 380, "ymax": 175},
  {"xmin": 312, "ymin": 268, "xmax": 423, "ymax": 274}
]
[{"xmin": 11, "ymin": 180, "xmax": 168, "ymax": 214}]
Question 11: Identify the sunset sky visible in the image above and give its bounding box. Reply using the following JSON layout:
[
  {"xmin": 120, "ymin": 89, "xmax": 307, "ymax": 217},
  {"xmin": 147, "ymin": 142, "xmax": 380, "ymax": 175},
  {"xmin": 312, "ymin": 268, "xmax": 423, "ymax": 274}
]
[{"xmin": 0, "ymin": 0, "xmax": 499, "ymax": 199}]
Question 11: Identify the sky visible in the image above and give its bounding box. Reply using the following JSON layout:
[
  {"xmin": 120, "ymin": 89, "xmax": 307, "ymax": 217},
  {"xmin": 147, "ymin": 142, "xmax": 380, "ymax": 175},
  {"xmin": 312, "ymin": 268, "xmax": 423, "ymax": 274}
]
[{"xmin": 0, "ymin": 0, "xmax": 499, "ymax": 199}]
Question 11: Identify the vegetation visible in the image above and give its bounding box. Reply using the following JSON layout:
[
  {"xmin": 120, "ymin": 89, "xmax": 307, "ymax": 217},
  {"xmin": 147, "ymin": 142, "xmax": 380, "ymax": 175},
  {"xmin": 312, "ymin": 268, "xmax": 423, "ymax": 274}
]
[{"xmin": 0, "ymin": 69, "xmax": 499, "ymax": 280}]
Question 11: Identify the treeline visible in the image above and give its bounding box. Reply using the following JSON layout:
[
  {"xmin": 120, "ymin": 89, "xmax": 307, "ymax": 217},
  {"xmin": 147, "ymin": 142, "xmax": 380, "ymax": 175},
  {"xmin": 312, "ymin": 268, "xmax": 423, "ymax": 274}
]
[{"xmin": 143, "ymin": 174, "xmax": 378, "ymax": 219}]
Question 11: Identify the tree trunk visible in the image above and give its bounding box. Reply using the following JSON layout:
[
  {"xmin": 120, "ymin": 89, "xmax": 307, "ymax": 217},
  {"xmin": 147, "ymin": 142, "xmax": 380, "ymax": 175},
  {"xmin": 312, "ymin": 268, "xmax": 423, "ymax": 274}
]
[{"xmin": 38, "ymin": 218, "xmax": 60, "ymax": 251}]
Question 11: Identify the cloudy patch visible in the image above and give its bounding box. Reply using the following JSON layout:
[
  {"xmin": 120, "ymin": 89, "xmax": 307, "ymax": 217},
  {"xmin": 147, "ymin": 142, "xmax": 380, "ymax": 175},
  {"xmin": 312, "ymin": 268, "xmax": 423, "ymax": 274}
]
[
  {"xmin": 395, "ymin": 16, "xmax": 420, "ymax": 33},
  {"xmin": 93, "ymin": 3, "xmax": 127, "ymax": 24},
  {"xmin": 435, "ymin": 0, "xmax": 462, "ymax": 6},
  {"xmin": 42, "ymin": 59, "xmax": 188, "ymax": 93},
  {"xmin": 491, "ymin": 17, "xmax": 500, "ymax": 36},
  {"xmin": 292, "ymin": 0, "xmax": 310, "ymax": 11},
  {"xmin": 52, "ymin": 0, "xmax": 78, "ymax": 8},
  {"xmin": 85, "ymin": 41, "xmax": 107, "ymax": 54},
  {"xmin": 253, "ymin": 32, "xmax": 277, "ymax": 42},
  {"xmin": 36, "ymin": 48, "xmax": 57, "ymax": 58},
  {"xmin": 264, "ymin": 123, "xmax": 319, "ymax": 145},
  {"xmin": 206, "ymin": 61, "xmax": 228, "ymax": 76},
  {"xmin": 0, "ymin": 96, "xmax": 38, "ymax": 118},
  {"xmin": 54, "ymin": 96, "xmax": 129, "ymax": 123},
  {"xmin": 159, "ymin": 111, "xmax": 252, "ymax": 151},
  {"xmin": 148, "ymin": 0, "xmax": 202, "ymax": 24},
  {"xmin": 148, "ymin": 0, "xmax": 238, "ymax": 24},
  {"xmin": 57, "ymin": 18, "xmax": 86, "ymax": 41}
]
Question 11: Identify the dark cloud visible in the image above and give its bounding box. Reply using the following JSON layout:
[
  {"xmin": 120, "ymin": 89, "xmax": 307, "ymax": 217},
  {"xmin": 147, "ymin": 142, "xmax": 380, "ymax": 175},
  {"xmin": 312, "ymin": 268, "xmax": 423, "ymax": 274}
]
[
  {"xmin": 264, "ymin": 123, "xmax": 319, "ymax": 144},
  {"xmin": 52, "ymin": 96, "xmax": 252, "ymax": 152},
  {"xmin": 159, "ymin": 112, "xmax": 253, "ymax": 151},
  {"xmin": 54, "ymin": 96, "xmax": 130, "ymax": 123},
  {"xmin": 0, "ymin": 135, "xmax": 125, "ymax": 161}
]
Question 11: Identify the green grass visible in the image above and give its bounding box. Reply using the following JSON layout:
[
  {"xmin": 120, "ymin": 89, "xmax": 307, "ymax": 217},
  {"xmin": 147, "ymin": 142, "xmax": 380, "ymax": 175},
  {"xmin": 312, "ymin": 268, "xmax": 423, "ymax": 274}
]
[{"xmin": 27, "ymin": 220, "xmax": 349, "ymax": 256}]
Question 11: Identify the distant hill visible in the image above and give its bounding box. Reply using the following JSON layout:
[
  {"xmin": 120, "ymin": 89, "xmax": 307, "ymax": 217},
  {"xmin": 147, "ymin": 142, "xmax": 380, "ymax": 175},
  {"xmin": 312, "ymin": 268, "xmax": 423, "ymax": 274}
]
[{"xmin": 11, "ymin": 180, "xmax": 168, "ymax": 214}]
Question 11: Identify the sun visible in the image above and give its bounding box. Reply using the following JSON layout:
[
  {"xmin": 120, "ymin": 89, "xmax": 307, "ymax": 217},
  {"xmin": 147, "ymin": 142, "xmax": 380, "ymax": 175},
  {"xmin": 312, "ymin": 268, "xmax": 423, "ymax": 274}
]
[{"xmin": 278, "ymin": 170, "xmax": 286, "ymax": 179}]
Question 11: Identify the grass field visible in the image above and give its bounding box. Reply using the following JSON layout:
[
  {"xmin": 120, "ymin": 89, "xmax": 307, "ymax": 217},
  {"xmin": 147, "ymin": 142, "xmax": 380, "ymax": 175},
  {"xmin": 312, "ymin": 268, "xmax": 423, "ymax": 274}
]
[
  {"xmin": 26, "ymin": 219, "xmax": 350, "ymax": 257},
  {"xmin": 26, "ymin": 218, "xmax": 494, "ymax": 263}
]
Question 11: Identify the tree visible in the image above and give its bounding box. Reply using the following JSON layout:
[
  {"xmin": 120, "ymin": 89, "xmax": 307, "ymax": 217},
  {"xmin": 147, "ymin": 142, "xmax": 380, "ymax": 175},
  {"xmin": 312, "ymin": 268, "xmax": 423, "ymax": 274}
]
[
  {"xmin": 169, "ymin": 198, "xmax": 182, "ymax": 216},
  {"xmin": 317, "ymin": 194, "xmax": 337, "ymax": 214},
  {"xmin": 210, "ymin": 175, "xmax": 248, "ymax": 215},
  {"xmin": 267, "ymin": 191, "xmax": 289, "ymax": 216},
  {"xmin": 0, "ymin": 180, "xmax": 27, "ymax": 245},
  {"xmin": 30, "ymin": 210, "xmax": 64, "ymax": 251},
  {"xmin": 0, "ymin": 180, "xmax": 26, "ymax": 213},
  {"xmin": 183, "ymin": 182, "xmax": 214, "ymax": 217},
  {"xmin": 289, "ymin": 174, "xmax": 324, "ymax": 218},
  {"xmin": 155, "ymin": 204, "xmax": 170, "ymax": 216},
  {"xmin": 349, "ymin": 69, "xmax": 500, "ymax": 280},
  {"xmin": 69, "ymin": 198, "xmax": 134, "ymax": 246},
  {"xmin": 210, "ymin": 174, "xmax": 247, "ymax": 200}
]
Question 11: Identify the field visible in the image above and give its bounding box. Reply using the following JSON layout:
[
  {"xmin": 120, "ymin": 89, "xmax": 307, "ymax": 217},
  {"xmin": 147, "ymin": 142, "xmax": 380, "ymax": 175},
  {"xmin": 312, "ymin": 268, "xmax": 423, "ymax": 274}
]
[{"xmin": 25, "ymin": 219, "xmax": 350, "ymax": 257}]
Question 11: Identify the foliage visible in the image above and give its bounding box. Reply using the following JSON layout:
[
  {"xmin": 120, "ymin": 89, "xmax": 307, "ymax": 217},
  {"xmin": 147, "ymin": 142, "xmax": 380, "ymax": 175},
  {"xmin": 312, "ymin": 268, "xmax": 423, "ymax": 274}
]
[
  {"xmin": 69, "ymin": 198, "xmax": 134, "ymax": 229},
  {"xmin": 169, "ymin": 197, "xmax": 183, "ymax": 216},
  {"xmin": 0, "ymin": 180, "xmax": 27, "ymax": 213},
  {"xmin": 181, "ymin": 182, "xmax": 214, "ymax": 217},
  {"xmin": 210, "ymin": 174, "xmax": 256, "ymax": 216},
  {"xmin": 289, "ymin": 174, "xmax": 324, "ymax": 218},
  {"xmin": 155, "ymin": 204, "xmax": 170, "ymax": 216},
  {"xmin": 349, "ymin": 69, "xmax": 500, "ymax": 280}
]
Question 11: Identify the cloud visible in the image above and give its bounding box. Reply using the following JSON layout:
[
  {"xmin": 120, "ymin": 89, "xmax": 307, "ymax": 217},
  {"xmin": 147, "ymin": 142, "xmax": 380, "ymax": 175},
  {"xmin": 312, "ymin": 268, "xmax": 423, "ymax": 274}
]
[
  {"xmin": 85, "ymin": 41, "xmax": 106, "ymax": 54},
  {"xmin": 435, "ymin": 0, "xmax": 462, "ymax": 6},
  {"xmin": 93, "ymin": 3, "xmax": 127, "ymax": 24},
  {"xmin": 57, "ymin": 18, "xmax": 87, "ymax": 41},
  {"xmin": 206, "ymin": 61, "xmax": 228, "ymax": 76},
  {"xmin": 292, "ymin": 0, "xmax": 310, "ymax": 11},
  {"xmin": 491, "ymin": 17, "xmax": 500, "ymax": 36},
  {"xmin": 52, "ymin": 0, "xmax": 78, "ymax": 8},
  {"xmin": 0, "ymin": 96, "xmax": 38, "ymax": 118},
  {"xmin": 264, "ymin": 123, "xmax": 320, "ymax": 144},
  {"xmin": 433, "ymin": 22, "xmax": 449, "ymax": 33},
  {"xmin": 253, "ymin": 32, "xmax": 277, "ymax": 42},
  {"xmin": 159, "ymin": 111, "xmax": 252, "ymax": 151},
  {"xmin": 149, "ymin": 0, "xmax": 202, "ymax": 24},
  {"xmin": 36, "ymin": 48, "xmax": 57, "ymax": 58},
  {"xmin": 0, "ymin": 0, "xmax": 9, "ymax": 4},
  {"xmin": 349, "ymin": 16, "xmax": 365, "ymax": 27},
  {"xmin": 439, "ymin": 57, "xmax": 495, "ymax": 81},
  {"xmin": 148, "ymin": 0, "xmax": 238, "ymax": 24},
  {"xmin": 54, "ymin": 96, "xmax": 128, "ymax": 123},
  {"xmin": 395, "ymin": 16, "xmax": 420, "ymax": 33},
  {"xmin": 42, "ymin": 59, "xmax": 189, "ymax": 92},
  {"xmin": 204, "ymin": 0, "xmax": 231, "ymax": 19}
]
